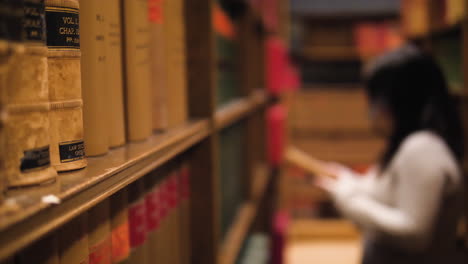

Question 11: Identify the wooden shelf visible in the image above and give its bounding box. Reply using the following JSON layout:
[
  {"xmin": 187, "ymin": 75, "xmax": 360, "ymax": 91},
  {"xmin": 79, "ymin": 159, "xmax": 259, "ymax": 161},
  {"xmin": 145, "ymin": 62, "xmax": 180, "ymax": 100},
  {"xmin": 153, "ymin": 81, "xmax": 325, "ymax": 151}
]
[
  {"xmin": 218, "ymin": 163, "xmax": 271, "ymax": 264},
  {"xmin": 0, "ymin": 120, "xmax": 210, "ymax": 260},
  {"xmin": 215, "ymin": 90, "xmax": 269, "ymax": 130}
]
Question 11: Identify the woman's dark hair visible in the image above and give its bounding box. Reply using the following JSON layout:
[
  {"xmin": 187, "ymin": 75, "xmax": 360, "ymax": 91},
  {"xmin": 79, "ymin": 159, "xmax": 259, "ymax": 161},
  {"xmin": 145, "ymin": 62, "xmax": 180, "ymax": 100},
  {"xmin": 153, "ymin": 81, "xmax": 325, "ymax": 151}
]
[{"xmin": 364, "ymin": 44, "xmax": 464, "ymax": 169}]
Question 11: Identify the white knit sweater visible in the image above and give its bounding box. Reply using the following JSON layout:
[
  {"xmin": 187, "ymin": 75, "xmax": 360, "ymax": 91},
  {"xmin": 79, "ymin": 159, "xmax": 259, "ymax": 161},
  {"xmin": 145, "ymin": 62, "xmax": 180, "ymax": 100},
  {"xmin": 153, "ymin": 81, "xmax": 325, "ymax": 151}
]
[{"xmin": 328, "ymin": 131, "xmax": 463, "ymax": 258}]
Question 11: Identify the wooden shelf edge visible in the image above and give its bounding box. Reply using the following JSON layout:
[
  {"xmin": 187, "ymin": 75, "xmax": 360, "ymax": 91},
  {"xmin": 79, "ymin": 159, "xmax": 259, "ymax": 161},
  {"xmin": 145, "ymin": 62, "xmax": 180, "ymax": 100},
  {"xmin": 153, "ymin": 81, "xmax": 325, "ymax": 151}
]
[
  {"xmin": 215, "ymin": 90, "xmax": 269, "ymax": 130},
  {"xmin": 219, "ymin": 163, "xmax": 272, "ymax": 264},
  {"xmin": 0, "ymin": 119, "xmax": 211, "ymax": 261}
]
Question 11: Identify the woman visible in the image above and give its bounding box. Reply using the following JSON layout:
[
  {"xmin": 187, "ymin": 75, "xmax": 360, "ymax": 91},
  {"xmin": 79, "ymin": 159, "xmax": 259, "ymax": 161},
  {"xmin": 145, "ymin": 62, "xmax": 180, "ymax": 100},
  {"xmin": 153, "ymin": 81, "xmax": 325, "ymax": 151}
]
[{"xmin": 318, "ymin": 44, "xmax": 465, "ymax": 264}]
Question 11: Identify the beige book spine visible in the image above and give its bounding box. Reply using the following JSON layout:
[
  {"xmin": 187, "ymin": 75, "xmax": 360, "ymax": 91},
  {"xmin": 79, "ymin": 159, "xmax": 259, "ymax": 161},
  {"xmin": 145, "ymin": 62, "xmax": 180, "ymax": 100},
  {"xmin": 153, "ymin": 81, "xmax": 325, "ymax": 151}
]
[
  {"xmin": 149, "ymin": 0, "xmax": 168, "ymax": 131},
  {"xmin": 164, "ymin": 0, "xmax": 188, "ymax": 128},
  {"xmin": 110, "ymin": 190, "xmax": 130, "ymax": 264},
  {"xmin": 80, "ymin": 0, "xmax": 109, "ymax": 156},
  {"xmin": 122, "ymin": 0, "xmax": 152, "ymax": 142},
  {"xmin": 5, "ymin": 0, "xmax": 57, "ymax": 187},
  {"xmin": 59, "ymin": 213, "xmax": 89, "ymax": 264},
  {"xmin": 17, "ymin": 233, "xmax": 59, "ymax": 264},
  {"xmin": 88, "ymin": 199, "xmax": 112, "ymax": 264},
  {"xmin": 104, "ymin": 0, "xmax": 126, "ymax": 148},
  {"xmin": 46, "ymin": 0, "xmax": 87, "ymax": 172}
]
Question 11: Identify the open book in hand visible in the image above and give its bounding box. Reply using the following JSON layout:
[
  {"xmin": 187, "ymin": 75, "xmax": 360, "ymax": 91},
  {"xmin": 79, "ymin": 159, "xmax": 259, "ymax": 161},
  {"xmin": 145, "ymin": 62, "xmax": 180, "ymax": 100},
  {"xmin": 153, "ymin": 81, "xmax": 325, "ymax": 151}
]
[{"xmin": 284, "ymin": 146, "xmax": 338, "ymax": 179}]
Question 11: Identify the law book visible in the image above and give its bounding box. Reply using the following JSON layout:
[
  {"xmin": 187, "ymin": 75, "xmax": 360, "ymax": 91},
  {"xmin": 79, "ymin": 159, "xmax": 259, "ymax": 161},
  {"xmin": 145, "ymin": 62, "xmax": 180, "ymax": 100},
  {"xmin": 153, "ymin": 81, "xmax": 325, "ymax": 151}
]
[
  {"xmin": 104, "ymin": 0, "xmax": 126, "ymax": 148},
  {"xmin": 17, "ymin": 233, "xmax": 59, "ymax": 264},
  {"xmin": 179, "ymin": 164, "xmax": 191, "ymax": 264},
  {"xmin": 110, "ymin": 190, "xmax": 130, "ymax": 264},
  {"xmin": 46, "ymin": 0, "xmax": 87, "ymax": 172},
  {"xmin": 433, "ymin": 36, "xmax": 462, "ymax": 94},
  {"xmin": 88, "ymin": 199, "xmax": 112, "ymax": 264},
  {"xmin": 80, "ymin": 0, "xmax": 109, "ymax": 156},
  {"xmin": 157, "ymin": 176, "xmax": 170, "ymax": 264},
  {"xmin": 122, "ymin": 0, "xmax": 152, "ymax": 142},
  {"xmin": 164, "ymin": 0, "xmax": 188, "ymax": 128},
  {"xmin": 127, "ymin": 179, "xmax": 148, "ymax": 264},
  {"xmin": 447, "ymin": 0, "xmax": 466, "ymax": 25},
  {"xmin": 58, "ymin": 213, "xmax": 89, "ymax": 264},
  {"xmin": 219, "ymin": 123, "xmax": 244, "ymax": 236},
  {"xmin": 144, "ymin": 169, "xmax": 162, "ymax": 263},
  {"xmin": 401, "ymin": 0, "xmax": 429, "ymax": 37},
  {"xmin": 5, "ymin": 0, "xmax": 57, "ymax": 187},
  {"xmin": 0, "ymin": 0, "xmax": 16, "ymax": 197},
  {"xmin": 149, "ymin": 0, "xmax": 168, "ymax": 132},
  {"xmin": 213, "ymin": 4, "xmax": 238, "ymax": 106},
  {"xmin": 168, "ymin": 168, "xmax": 182, "ymax": 264}
]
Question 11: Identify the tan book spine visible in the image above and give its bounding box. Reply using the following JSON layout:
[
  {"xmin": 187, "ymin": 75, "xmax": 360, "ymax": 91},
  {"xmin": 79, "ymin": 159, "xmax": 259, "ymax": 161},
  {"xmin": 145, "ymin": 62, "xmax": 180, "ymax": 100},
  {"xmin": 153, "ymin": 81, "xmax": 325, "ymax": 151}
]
[
  {"xmin": 88, "ymin": 200, "xmax": 112, "ymax": 264},
  {"xmin": 110, "ymin": 190, "xmax": 130, "ymax": 264},
  {"xmin": 4, "ymin": 0, "xmax": 57, "ymax": 187},
  {"xmin": 122, "ymin": 0, "xmax": 152, "ymax": 142},
  {"xmin": 127, "ymin": 179, "xmax": 148, "ymax": 264},
  {"xmin": 46, "ymin": 0, "xmax": 87, "ymax": 172},
  {"xmin": 80, "ymin": 0, "xmax": 109, "ymax": 156},
  {"xmin": 164, "ymin": 0, "xmax": 187, "ymax": 128},
  {"xmin": 0, "ymin": 2, "xmax": 15, "ymax": 199},
  {"xmin": 59, "ymin": 213, "xmax": 89, "ymax": 264},
  {"xmin": 104, "ymin": 0, "xmax": 126, "ymax": 148},
  {"xmin": 17, "ymin": 233, "xmax": 59, "ymax": 264},
  {"xmin": 149, "ymin": 0, "xmax": 168, "ymax": 131}
]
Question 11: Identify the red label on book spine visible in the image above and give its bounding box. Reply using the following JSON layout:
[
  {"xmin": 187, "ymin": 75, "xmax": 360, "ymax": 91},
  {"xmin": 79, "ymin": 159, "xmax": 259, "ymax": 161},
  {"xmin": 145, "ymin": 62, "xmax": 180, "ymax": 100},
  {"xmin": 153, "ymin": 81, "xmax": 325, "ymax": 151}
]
[
  {"xmin": 89, "ymin": 237, "xmax": 112, "ymax": 264},
  {"xmin": 148, "ymin": 0, "xmax": 163, "ymax": 24},
  {"xmin": 129, "ymin": 201, "xmax": 147, "ymax": 248},
  {"xmin": 145, "ymin": 187, "xmax": 160, "ymax": 231},
  {"xmin": 111, "ymin": 222, "xmax": 130, "ymax": 263},
  {"xmin": 160, "ymin": 180, "xmax": 169, "ymax": 219}
]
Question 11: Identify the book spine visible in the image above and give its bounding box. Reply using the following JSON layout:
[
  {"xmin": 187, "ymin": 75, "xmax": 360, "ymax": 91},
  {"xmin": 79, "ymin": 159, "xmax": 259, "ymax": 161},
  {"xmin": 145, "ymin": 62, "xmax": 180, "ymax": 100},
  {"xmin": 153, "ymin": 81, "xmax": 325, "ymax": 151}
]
[
  {"xmin": 127, "ymin": 180, "xmax": 148, "ymax": 264},
  {"xmin": 167, "ymin": 169, "xmax": 181, "ymax": 264},
  {"xmin": 122, "ymin": 0, "xmax": 152, "ymax": 142},
  {"xmin": 88, "ymin": 200, "xmax": 112, "ymax": 264},
  {"xmin": 104, "ymin": 0, "xmax": 126, "ymax": 148},
  {"xmin": 164, "ymin": 0, "xmax": 188, "ymax": 128},
  {"xmin": 59, "ymin": 213, "xmax": 90, "ymax": 264},
  {"xmin": 144, "ymin": 170, "xmax": 161, "ymax": 263},
  {"xmin": 158, "ymin": 177, "xmax": 170, "ymax": 264},
  {"xmin": 180, "ymin": 164, "xmax": 191, "ymax": 264},
  {"xmin": 17, "ymin": 233, "xmax": 60, "ymax": 264},
  {"xmin": 46, "ymin": 0, "xmax": 87, "ymax": 172},
  {"xmin": 4, "ymin": 0, "xmax": 57, "ymax": 187},
  {"xmin": 0, "ymin": 0, "xmax": 12, "ymax": 200},
  {"xmin": 110, "ymin": 190, "xmax": 130, "ymax": 264},
  {"xmin": 80, "ymin": 0, "xmax": 109, "ymax": 156},
  {"xmin": 149, "ymin": 0, "xmax": 168, "ymax": 131}
]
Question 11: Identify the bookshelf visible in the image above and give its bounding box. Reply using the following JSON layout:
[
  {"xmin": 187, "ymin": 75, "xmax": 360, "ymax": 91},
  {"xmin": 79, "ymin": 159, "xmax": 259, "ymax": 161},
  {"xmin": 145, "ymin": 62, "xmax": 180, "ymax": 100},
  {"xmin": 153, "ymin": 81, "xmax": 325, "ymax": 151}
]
[{"xmin": 0, "ymin": 0, "xmax": 276, "ymax": 263}]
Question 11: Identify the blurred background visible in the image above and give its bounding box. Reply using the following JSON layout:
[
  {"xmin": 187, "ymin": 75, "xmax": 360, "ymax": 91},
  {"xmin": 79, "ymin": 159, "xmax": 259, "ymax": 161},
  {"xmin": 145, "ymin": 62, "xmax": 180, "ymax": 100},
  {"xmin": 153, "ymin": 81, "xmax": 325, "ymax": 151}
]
[{"xmin": 270, "ymin": 0, "xmax": 466, "ymax": 263}]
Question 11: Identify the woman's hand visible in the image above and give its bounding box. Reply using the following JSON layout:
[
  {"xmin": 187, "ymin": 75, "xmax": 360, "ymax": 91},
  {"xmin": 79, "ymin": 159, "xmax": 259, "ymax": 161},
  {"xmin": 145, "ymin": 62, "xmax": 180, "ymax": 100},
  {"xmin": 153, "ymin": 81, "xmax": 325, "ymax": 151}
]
[{"xmin": 315, "ymin": 163, "xmax": 360, "ymax": 202}]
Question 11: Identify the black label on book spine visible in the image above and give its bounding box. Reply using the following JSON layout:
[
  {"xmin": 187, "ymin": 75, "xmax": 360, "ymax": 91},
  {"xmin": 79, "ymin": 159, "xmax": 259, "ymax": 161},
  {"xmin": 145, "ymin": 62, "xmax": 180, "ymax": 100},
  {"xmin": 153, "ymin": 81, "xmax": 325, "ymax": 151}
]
[
  {"xmin": 24, "ymin": 0, "xmax": 46, "ymax": 43},
  {"xmin": 59, "ymin": 140, "xmax": 84, "ymax": 163},
  {"xmin": 20, "ymin": 145, "xmax": 51, "ymax": 172},
  {"xmin": 45, "ymin": 6, "xmax": 79, "ymax": 49}
]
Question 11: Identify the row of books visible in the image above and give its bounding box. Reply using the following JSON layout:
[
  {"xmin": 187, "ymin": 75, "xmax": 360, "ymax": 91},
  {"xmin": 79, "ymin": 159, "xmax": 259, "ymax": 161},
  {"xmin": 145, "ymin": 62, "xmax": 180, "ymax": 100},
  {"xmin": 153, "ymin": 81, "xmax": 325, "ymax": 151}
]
[
  {"xmin": 0, "ymin": 0, "xmax": 188, "ymax": 189},
  {"xmin": 214, "ymin": 3, "xmax": 240, "ymax": 106},
  {"xmin": 401, "ymin": 0, "xmax": 466, "ymax": 37},
  {"xmin": 219, "ymin": 122, "xmax": 245, "ymax": 237},
  {"xmin": 353, "ymin": 22, "xmax": 403, "ymax": 60},
  {"xmin": 2, "ymin": 162, "xmax": 191, "ymax": 264}
]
